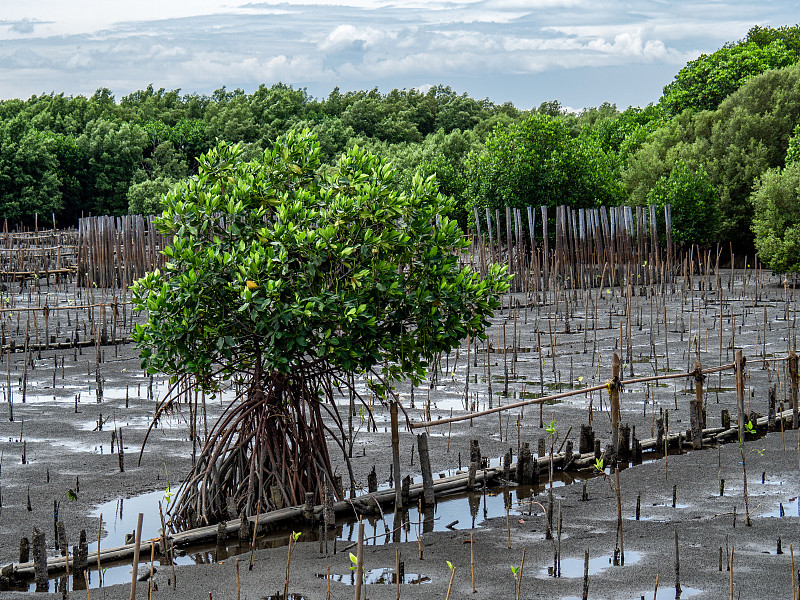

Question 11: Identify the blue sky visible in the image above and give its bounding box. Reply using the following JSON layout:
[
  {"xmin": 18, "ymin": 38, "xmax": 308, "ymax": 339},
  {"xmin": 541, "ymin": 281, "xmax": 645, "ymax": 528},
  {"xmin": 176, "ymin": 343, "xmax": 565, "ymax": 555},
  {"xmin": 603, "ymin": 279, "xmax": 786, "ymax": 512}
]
[{"xmin": 0, "ymin": 1, "xmax": 792, "ymax": 110}]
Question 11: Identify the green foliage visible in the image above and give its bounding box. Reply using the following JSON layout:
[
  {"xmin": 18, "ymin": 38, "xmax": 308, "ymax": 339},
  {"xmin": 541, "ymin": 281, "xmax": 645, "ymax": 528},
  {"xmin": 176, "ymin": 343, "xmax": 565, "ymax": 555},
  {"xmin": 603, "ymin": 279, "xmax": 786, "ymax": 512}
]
[
  {"xmin": 0, "ymin": 83, "xmax": 525, "ymax": 226},
  {"xmin": 786, "ymin": 124, "xmax": 800, "ymax": 164},
  {"xmin": 131, "ymin": 129, "xmax": 510, "ymax": 389},
  {"xmin": 590, "ymin": 104, "xmax": 665, "ymax": 159},
  {"xmin": 661, "ymin": 25, "xmax": 800, "ymax": 114},
  {"xmin": 750, "ymin": 162, "xmax": 800, "ymax": 273},
  {"xmin": 466, "ymin": 113, "xmax": 624, "ymax": 215},
  {"xmin": 0, "ymin": 118, "xmax": 63, "ymax": 222},
  {"xmin": 626, "ymin": 63, "xmax": 800, "ymax": 245},
  {"xmin": 77, "ymin": 118, "xmax": 148, "ymax": 215},
  {"xmin": 645, "ymin": 160, "xmax": 719, "ymax": 246},
  {"xmin": 127, "ymin": 176, "xmax": 176, "ymax": 215}
]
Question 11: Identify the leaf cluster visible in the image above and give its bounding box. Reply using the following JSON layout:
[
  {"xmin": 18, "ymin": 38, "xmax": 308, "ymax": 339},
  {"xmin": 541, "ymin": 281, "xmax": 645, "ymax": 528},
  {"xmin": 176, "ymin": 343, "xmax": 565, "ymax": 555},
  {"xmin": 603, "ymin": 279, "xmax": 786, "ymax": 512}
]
[{"xmin": 132, "ymin": 129, "xmax": 510, "ymax": 390}]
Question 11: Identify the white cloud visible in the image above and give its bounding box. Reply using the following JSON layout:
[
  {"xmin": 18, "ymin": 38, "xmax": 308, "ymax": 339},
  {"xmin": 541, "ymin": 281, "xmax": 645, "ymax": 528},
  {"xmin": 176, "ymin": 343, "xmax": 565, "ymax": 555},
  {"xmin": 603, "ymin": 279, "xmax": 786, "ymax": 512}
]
[
  {"xmin": 585, "ymin": 32, "xmax": 670, "ymax": 60},
  {"xmin": 0, "ymin": 0, "xmax": 794, "ymax": 108},
  {"xmin": 65, "ymin": 50, "xmax": 94, "ymax": 70},
  {"xmin": 318, "ymin": 25, "xmax": 390, "ymax": 52}
]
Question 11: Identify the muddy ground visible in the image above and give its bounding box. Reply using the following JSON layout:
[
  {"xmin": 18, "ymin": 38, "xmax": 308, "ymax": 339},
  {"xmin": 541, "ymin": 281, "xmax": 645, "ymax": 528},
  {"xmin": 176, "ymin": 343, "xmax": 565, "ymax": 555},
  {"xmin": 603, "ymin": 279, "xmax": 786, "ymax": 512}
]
[{"xmin": 0, "ymin": 267, "xmax": 797, "ymax": 599}]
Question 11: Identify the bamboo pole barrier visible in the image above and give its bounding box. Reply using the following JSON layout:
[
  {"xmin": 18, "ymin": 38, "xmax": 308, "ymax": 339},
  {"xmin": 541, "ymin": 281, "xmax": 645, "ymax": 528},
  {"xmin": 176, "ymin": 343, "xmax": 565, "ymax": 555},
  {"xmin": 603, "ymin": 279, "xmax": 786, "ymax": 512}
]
[
  {"xmin": 0, "ymin": 302, "xmax": 132, "ymax": 314},
  {"xmin": 7, "ymin": 405, "xmax": 796, "ymax": 585},
  {"xmin": 412, "ymin": 362, "xmax": 738, "ymax": 429}
]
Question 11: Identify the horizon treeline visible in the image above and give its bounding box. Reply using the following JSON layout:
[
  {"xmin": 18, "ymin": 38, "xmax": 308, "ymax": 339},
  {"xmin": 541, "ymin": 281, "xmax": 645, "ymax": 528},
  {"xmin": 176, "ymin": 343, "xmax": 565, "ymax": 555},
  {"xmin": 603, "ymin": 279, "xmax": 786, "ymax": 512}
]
[{"xmin": 2, "ymin": 23, "xmax": 800, "ymax": 271}]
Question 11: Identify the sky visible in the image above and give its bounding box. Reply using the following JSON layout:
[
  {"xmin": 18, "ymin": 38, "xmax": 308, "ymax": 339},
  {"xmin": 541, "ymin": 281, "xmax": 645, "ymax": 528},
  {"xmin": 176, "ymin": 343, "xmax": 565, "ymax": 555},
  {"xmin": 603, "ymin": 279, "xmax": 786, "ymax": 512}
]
[{"xmin": 0, "ymin": 0, "xmax": 793, "ymax": 110}]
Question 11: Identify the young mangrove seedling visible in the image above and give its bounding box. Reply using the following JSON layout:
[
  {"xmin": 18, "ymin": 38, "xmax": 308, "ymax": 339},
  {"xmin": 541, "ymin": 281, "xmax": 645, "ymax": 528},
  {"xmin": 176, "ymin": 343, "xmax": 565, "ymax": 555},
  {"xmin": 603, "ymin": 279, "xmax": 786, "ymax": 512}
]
[
  {"xmin": 445, "ymin": 560, "xmax": 456, "ymax": 600},
  {"xmin": 162, "ymin": 458, "xmax": 174, "ymax": 507},
  {"xmin": 284, "ymin": 531, "xmax": 301, "ymax": 599},
  {"xmin": 510, "ymin": 565, "xmax": 519, "ymax": 598},
  {"xmin": 545, "ymin": 417, "xmax": 559, "ymax": 539},
  {"xmin": 594, "ymin": 458, "xmax": 625, "ymax": 564},
  {"xmin": 739, "ymin": 420, "xmax": 753, "ymax": 526},
  {"xmin": 349, "ymin": 551, "xmax": 367, "ymax": 599}
]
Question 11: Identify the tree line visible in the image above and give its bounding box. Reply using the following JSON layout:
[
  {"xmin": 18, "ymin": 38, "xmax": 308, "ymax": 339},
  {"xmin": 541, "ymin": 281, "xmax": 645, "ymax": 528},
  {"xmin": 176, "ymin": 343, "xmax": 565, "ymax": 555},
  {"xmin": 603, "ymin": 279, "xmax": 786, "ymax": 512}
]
[{"xmin": 1, "ymin": 24, "xmax": 800, "ymax": 272}]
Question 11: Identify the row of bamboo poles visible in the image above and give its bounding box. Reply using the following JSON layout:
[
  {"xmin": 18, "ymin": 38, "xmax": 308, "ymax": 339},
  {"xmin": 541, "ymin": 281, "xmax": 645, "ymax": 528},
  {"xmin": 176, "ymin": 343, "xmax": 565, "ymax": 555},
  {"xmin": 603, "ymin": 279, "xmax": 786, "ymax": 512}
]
[
  {"xmin": 0, "ymin": 221, "xmax": 79, "ymax": 280},
  {"xmin": 469, "ymin": 204, "xmax": 674, "ymax": 292},
  {"xmin": 76, "ymin": 216, "xmax": 168, "ymax": 289},
  {"xmin": 0, "ymin": 216, "xmax": 167, "ymax": 289},
  {"xmin": 4, "ymin": 203, "xmax": 670, "ymax": 292}
]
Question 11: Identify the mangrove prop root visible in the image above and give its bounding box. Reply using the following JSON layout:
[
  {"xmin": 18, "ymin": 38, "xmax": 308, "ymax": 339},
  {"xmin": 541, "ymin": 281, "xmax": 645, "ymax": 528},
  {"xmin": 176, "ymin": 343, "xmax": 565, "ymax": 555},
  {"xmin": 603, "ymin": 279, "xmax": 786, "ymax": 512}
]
[{"xmin": 169, "ymin": 371, "xmax": 338, "ymax": 529}]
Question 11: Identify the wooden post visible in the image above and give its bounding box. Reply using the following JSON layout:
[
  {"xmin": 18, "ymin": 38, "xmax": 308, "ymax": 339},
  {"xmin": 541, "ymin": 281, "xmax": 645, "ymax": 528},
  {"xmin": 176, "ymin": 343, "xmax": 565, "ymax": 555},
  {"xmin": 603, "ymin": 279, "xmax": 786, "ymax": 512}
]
[
  {"xmin": 615, "ymin": 467, "xmax": 624, "ymax": 566},
  {"xmin": 391, "ymin": 400, "xmax": 402, "ymax": 509},
  {"xmin": 735, "ymin": 350, "xmax": 745, "ymax": 440},
  {"xmin": 674, "ymin": 529, "xmax": 681, "ymax": 598},
  {"xmin": 611, "ymin": 352, "xmax": 621, "ymax": 460},
  {"xmin": 690, "ymin": 361, "xmax": 704, "ymax": 450},
  {"xmin": 790, "ymin": 350, "xmax": 798, "ymax": 430},
  {"xmin": 417, "ymin": 433, "xmax": 435, "ymax": 507},
  {"xmin": 33, "ymin": 526, "xmax": 47, "ymax": 592}
]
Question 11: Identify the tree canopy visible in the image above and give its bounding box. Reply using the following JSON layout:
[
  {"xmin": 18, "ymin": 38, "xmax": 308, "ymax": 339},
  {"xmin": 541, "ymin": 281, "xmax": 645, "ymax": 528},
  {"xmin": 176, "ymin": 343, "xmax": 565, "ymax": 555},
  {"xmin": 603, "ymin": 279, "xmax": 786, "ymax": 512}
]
[
  {"xmin": 131, "ymin": 130, "xmax": 510, "ymax": 523},
  {"xmin": 660, "ymin": 25, "xmax": 800, "ymax": 114},
  {"xmin": 465, "ymin": 113, "xmax": 625, "ymax": 216},
  {"xmin": 750, "ymin": 162, "xmax": 800, "ymax": 273}
]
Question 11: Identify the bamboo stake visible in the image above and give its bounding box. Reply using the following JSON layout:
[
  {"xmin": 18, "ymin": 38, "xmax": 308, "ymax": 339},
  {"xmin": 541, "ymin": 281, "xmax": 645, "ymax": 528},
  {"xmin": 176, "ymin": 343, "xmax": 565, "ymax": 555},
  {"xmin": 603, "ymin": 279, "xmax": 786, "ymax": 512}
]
[{"xmin": 129, "ymin": 513, "xmax": 143, "ymax": 600}]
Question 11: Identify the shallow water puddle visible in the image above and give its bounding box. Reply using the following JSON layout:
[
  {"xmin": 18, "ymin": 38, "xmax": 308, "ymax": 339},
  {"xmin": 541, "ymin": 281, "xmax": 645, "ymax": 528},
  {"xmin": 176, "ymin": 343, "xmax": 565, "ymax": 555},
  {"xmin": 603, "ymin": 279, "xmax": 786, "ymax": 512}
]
[
  {"xmin": 337, "ymin": 485, "xmax": 540, "ymax": 545},
  {"xmin": 29, "ymin": 479, "xmax": 556, "ymax": 590},
  {"xmin": 763, "ymin": 497, "xmax": 800, "ymax": 517},
  {"xmin": 317, "ymin": 567, "xmax": 431, "ymax": 585},
  {"xmin": 638, "ymin": 585, "xmax": 703, "ymax": 599},
  {"xmin": 538, "ymin": 551, "xmax": 642, "ymax": 578},
  {"xmin": 562, "ymin": 587, "xmax": 702, "ymax": 600},
  {"xmin": 91, "ymin": 489, "xmax": 173, "ymax": 547}
]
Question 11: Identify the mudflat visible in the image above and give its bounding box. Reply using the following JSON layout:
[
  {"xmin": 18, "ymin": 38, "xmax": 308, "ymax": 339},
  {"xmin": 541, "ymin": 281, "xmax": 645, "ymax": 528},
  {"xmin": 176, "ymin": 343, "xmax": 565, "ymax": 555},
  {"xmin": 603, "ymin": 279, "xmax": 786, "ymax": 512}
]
[{"xmin": 0, "ymin": 268, "xmax": 798, "ymax": 599}]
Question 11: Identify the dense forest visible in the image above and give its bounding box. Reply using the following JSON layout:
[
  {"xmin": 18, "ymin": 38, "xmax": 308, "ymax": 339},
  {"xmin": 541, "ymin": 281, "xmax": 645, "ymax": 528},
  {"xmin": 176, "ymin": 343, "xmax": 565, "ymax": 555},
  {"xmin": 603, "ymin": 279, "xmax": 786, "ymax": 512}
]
[{"xmin": 2, "ymin": 24, "xmax": 800, "ymax": 271}]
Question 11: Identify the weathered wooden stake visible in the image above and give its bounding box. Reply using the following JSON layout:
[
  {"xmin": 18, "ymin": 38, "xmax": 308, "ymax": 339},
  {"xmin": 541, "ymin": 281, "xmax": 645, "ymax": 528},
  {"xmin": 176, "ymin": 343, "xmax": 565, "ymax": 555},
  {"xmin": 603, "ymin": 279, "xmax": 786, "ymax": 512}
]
[
  {"xmin": 615, "ymin": 467, "xmax": 624, "ymax": 566},
  {"xmin": 690, "ymin": 360, "xmax": 704, "ymax": 449},
  {"xmin": 581, "ymin": 548, "xmax": 589, "ymax": 600},
  {"xmin": 790, "ymin": 350, "xmax": 799, "ymax": 429},
  {"xmin": 417, "ymin": 433, "xmax": 435, "ymax": 507},
  {"xmin": 610, "ymin": 352, "xmax": 621, "ymax": 461},
  {"xmin": 395, "ymin": 546, "xmax": 400, "ymax": 600},
  {"xmin": 674, "ymin": 529, "xmax": 681, "ymax": 598},
  {"xmin": 792, "ymin": 543, "xmax": 796, "ymax": 600},
  {"xmin": 33, "ymin": 526, "xmax": 47, "ymax": 592},
  {"xmin": 735, "ymin": 350, "xmax": 746, "ymax": 440}
]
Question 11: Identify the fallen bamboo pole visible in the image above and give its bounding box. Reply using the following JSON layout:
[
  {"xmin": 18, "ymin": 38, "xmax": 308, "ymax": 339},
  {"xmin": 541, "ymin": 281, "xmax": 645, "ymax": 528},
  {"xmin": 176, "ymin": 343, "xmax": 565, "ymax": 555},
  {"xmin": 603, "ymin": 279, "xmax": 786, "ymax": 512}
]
[
  {"xmin": 2, "ymin": 468, "xmax": 501, "ymax": 580},
  {"xmin": 7, "ymin": 406, "xmax": 795, "ymax": 583},
  {"xmin": 412, "ymin": 363, "xmax": 737, "ymax": 429},
  {"xmin": 1, "ymin": 337, "xmax": 131, "ymax": 354}
]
